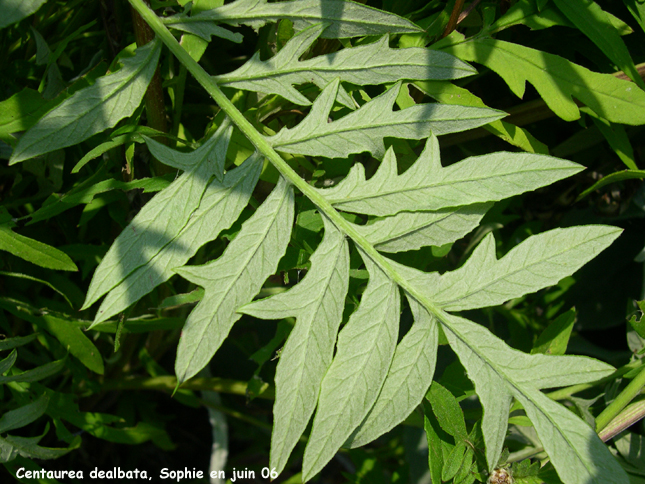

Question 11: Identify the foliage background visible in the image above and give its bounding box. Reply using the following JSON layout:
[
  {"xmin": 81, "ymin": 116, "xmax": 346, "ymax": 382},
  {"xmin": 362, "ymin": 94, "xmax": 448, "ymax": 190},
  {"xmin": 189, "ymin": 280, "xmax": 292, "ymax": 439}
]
[{"xmin": 1, "ymin": 0, "xmax": 645, "ymax": 483}]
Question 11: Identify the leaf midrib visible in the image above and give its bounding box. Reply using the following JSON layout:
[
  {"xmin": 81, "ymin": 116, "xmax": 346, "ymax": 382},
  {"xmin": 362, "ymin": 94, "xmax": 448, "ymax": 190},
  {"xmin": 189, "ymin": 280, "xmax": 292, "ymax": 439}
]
[{"xmin": 328, "ymin": 165, "xmax": 574, "ymax": 209}]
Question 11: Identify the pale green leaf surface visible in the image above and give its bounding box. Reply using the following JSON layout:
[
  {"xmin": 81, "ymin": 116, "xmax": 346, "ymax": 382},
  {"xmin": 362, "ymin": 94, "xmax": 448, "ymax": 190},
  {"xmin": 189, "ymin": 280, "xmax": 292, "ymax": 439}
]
[
  {"xmin": 270, "ymin": 80, "xmax": 505, "ymax": 159},
  {"xmin": 166, "ymin": 0, "xmax": 422, "ymax": 39},
  {"xmin": 319, "ymin": 135, "xmax": 581, "ymax": 216},
  {"xmin": 441, "ymin": 37, "xmax": 645, "ymax": 125},
  {"xmin": 348, "ymin": 296, "xmax": 438, "ymax": 447},
  {"xmin": 418, "ymin": 226, "xmax": 622, "ymax": 311},
  {"xmin": 302, "ymin": 255, "xmax": 399, "ymax": 481},
  {"xmin": 413, "ymin": 79, "xmax": 549, "ymax": 154},
  {"xmin": 0, "ymin": 395, "xmax": 49, "ymax": 434},
  {"xmin": 216, "ymin": 24, "xmax": 476, "ymax": 105},
  {"xmin": 0, "ymin": 0, "xmax": 47, "ymax": 29},
  {"xmin": 440, "ymin": 311, "xmax": 622, "ymax": 483},
  {"xmin": 0, "ymin": 226, "xmax": 78, "ymax": 272},
  {"xmin": 174, "ymin": 177, "xmax": 294, "ymax": 383},
  {"xmin": 240, "ymin": 218, "xmax": 349, "ymax": 475},
  {"xmin": 9, "ymin": 40, "xmax": 161, "ymax": 164},
  {"xmin": 83, "ymin": 122, "xmax": 233, "ymax": 312},
  {"xmin": 92, "ymin": 155, "xmax": 262, "ymax": 325},
  {"xmin": 355, "ymin": 204, "xmax": 491, "ymax": 253},
  {"xmin": 552, "ymin": 0, "xmax": 645, "ymax": 89}
]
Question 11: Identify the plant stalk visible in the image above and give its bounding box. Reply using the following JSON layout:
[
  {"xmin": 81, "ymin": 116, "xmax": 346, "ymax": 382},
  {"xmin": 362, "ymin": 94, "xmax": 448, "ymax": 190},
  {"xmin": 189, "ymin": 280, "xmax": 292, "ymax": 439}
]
[{"xmin": 595, "ymin": 363, "xmax": 645, "ymax": 432}]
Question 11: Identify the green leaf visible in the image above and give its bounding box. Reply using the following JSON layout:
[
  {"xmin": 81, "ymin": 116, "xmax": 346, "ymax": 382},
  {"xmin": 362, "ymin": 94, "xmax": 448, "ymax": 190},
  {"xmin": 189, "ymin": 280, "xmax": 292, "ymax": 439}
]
[
  {"xmin": 0, "ymin": 334, "xmax": 38, "ymax": 352},
  {"xmin": 347, "ymin": 297, "xmax": 438, "ymax": 447},
  {"xmin": 0, "ymin": 0, "xmax": 47, "ymax": 29},
  {"xmin": 412, "ymin": 226, "xmax": 622, "ymax": 311},
  {"xmin": 27, "ymin": 174, "xmax": 173, "ymax": 225},
  {"xmin": 165, "ymin": 0, "xmax": 423, "ymax": 39},
  {"xmin": 576, "ymin": 169, "xmax": 645, "ymax": 201},
  {"xmin": 414, "ymin": 80, "xmax": 549, "ymax": 154},
  {"xmin": 440, "ymin": 37, "xmax": 645, "ymax": 125},
  {"xmin": 0, "ymin": 350, "xmax": 17, "ymax": 375},
  {"xmin": 0, "ymin": 433, "xmax": 71, "ymax": 463},
  {"xmin": 0, "ymin": 357, "xmax": 66, "ymax": 384},
  {"xmin": 426, "ymin": 380, "xmax": 467, "ymax": 441},
  {"xmin": 439, "ymin": 311, "xmax": 623, "ymax": 483},
  {"xmin": 168, "ymin": 19, "xmax": 243, "ymax": 43},
  {"xmin": 91, "ymin": 153, "xmax": 262, "ymax": 325},
  {"xmin": 0, "ymin": 271, "xmax": 74, "ymax": 308},
  {"xmin": 174, "ymin": 177, "xmax": 295, "ymax": 383},
  {"xmin": 270, "ymin": 80, "xmax": 504, "ymax": 159},
  {"xmin": 552, "ymin": 0, "xmax": 645, "ymax": 90},
  {"xmin": 319, "ymin": 135, "xmax": 581, "ymax": 216},
  {"xmin": 240, "ymin": 218, "xmax": 349, "ymax": 475},
  {"xmin": 532, "ymin": 308, "xmax": 576, "ymax": 356},
  {"xmin": 354, "ymin": 204, "xmax": 491, "ymax": 253},
  {"xmin": 0, "ymin": 299, "xmax": 104, "ymax": 374},
  {"xmin": 0, "ymin": 226, "xmax": 78, "ymax": 272},
  {"xmin": 582, "ymin": 107, "xmax": 637, "ymax": 170},
  {"xmin": 424, "ymin": 405, "xmax": 448, "ymax": 484},
  {"xmin": 624, "ymin": 0, "xmax": 645, "ymax": 34},
  {"xmin": 9, "ymin": 39, "xmax": 161, "ymax": 164},
  {"xmin": 215, "ymin": 23, "xmax": 476, "ymax": 106},
  {"xmin": 0, "ymin": 395, "xmax": 49, "ymax": 434},
  {"xmin": 83, "ymin": 121, "xmax": 234, "ymax": 313},
  {"xmin": 302, "ymin": 255, "xmax": 399, "ymax": 482}
]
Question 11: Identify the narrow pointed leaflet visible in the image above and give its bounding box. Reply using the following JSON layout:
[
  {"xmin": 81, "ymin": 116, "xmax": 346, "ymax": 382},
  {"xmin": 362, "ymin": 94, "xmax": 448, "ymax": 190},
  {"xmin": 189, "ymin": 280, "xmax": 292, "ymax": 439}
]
[
  {"xmin": 269, "ymin": 80, "xmax": 505, "ymax": 159},
  {"xmin": 348, "ymin": 296, "xmax": 439, "ymax": 448},
  {"xmin": 319, "ymin": 135, "xmax": 583, "ymax": 216},
  {"xmin": 83, "ymin": 121, "xmax": 235, "ymax": 318},
  {"xmin": 174, "ymin": 178, "xmax": 294, "ymax": 384},
  {"xmin": 10, "ymin": 39, "xmax": 161, "ymax": 164},
  {"xmin": 302, "ymin": 255, "xmax": 399, "ymax": 482},
  {"xmin": 240, "ymin": 217, "xmax": 349, "ymax": 475}
]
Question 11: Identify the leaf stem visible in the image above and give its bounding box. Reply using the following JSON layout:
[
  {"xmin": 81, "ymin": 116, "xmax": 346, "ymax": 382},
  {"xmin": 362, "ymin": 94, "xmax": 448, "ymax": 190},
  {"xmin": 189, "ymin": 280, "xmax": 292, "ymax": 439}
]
[
  {"xmin": 442, "ymin": 0, "xmax": 466, "ymax": 38},
  {"xmin": 595, "ymin": 362, "xmax": 645, "ymax": 432}
]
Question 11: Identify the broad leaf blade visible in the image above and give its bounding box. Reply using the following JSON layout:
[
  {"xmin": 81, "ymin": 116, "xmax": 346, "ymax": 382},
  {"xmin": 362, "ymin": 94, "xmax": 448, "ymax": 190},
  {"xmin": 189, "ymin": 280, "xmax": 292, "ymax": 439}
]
[
  {"xmin": 167, "ymin": 0, "xmax": 422, "ymax": 39},
  {"xmin": 270, "ymin": 80, "xmax": 504, "ymax": 159},
  {"xmin": 423, "ymin": 226, "xmax": 622, "ymax": 311},
  {"xmin": 348, "ymin": 296, "xmax": 438, "ymax": 447},
  {"xmin": 10, "ymin": 40, "xmax": 161, "ymax": 164},
  {"xmin": 93, "ymin": 154, "xmax": 262, "ymax": 325},
  {"xmin": 174, "ymin": 177, "xmax": 294, "ymax": 384},
  {"xmin": 216, "ymin": 24, "xmax": 476, "ymax": 105},
  {"xmin": 83, "ymin": 122, "xmax": 233, "ymax": 313},
  {"xmin": 355, "ymin": 204, "xmax": 491, "ymax": 253},
  {"xmin": 441, "ymin": 37, "xmax": 645, "ymax": 125},
  {"xmin": 319, "ymin": 135, "xmax": 581, "ymax": 216},
  {"xmin": 240, "ymin": 217, "xmax": 349, "ymax": 475},
  {"xmin": 302, "ymin": 255, "xmax": 399, "ymax": 481}
]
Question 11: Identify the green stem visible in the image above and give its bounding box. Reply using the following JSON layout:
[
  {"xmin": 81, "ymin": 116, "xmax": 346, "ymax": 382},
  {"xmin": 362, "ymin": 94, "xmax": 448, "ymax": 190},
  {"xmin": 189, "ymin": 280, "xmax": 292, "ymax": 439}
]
[
  {"xmin": 127, "ymin": 0, "xmax": 447, "ymax": 323},
  {"xmin": 598, "ymin": 399, "xmax": 645, "ymax": 442},
  {"xmin": 102, "ymin": 375, "xmax": 275, "ymax": 399},
  {"xmin": 596, "ymin": 363, "xmax": 645, "ymax": 432}
]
